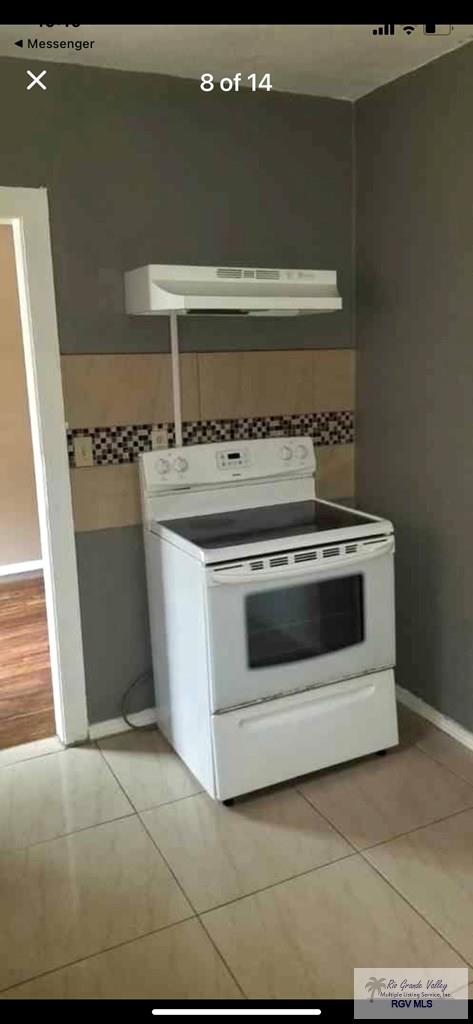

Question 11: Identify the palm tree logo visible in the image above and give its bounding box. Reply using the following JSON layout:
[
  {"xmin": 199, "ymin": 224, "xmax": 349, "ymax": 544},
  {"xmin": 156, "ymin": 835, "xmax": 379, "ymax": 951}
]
[{"xmin": 365, "ymin": 976, "xmax": 386, "ymax": 1002}]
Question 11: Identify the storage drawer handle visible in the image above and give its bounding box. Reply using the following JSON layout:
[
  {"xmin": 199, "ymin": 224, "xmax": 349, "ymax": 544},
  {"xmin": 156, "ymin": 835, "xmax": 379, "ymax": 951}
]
[{"xmin": 238, "ymin": 684, "xmax": 376, "ymax": 731}]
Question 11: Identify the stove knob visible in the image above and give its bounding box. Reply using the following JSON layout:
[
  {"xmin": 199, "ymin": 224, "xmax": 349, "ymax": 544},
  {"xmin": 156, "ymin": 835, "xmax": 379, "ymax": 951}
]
[
  {"xmin": 280, "ymin": 445, "xmax": 293, "ymax": 461},
  {"xmin": 156, "ymin": 457, "xmax": 170, "ymax": 475},
  {"xmin": 296, "ymin": 444, "xmax": 309, "ymax": 460},
  {"xmin": 174, "ymin": 456, "xmax": 188, "ymax": 474}
]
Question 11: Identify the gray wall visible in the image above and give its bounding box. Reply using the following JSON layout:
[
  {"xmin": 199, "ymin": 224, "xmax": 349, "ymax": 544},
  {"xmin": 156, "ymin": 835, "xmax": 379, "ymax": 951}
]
[
  {"xmin": 75, "ymin": 527, "xmax": 153, "ymax": 723},
  {"xmin": 356, "ymin": 44, "xmax": 473, "ymax": 730},
  {"xmin": 0, "ymin": 56, "xmax": 354, "ymax": 353}
]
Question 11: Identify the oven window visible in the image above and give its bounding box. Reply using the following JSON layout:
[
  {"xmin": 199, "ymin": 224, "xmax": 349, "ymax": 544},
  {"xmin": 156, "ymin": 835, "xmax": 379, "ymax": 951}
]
[{"xmin": 246, "ymin": 574, "xmax": 364, "ymax": 669}]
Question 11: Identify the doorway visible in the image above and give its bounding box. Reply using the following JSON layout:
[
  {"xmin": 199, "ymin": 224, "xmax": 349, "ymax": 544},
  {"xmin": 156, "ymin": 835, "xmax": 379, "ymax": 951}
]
[
  {"xmin": 0, "ymin": 223, "xmax": 53, "ymax": 747},
  {"xmin": 0, "ymin": 573, "xmax": 55, "ymax": 747},
  {"xmin": 0, "ymin": 187, "xmax": 88, "ymax": 749}
]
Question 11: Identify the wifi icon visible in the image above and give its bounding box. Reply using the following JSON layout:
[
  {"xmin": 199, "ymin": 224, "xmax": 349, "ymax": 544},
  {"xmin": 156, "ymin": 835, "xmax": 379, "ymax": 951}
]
[{"xmin": 403, "ymin": 25, "xmax": 416, "ymax": 34}]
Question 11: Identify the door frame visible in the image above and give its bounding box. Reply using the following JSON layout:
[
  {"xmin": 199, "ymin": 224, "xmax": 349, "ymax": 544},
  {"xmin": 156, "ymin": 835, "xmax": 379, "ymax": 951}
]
[{"xmin": 0, "ymin": 186, "xmax": 88, "ymax": 744}]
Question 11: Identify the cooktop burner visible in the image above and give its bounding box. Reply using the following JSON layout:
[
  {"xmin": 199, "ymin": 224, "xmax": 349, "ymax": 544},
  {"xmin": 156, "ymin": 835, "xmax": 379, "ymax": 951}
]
[{"xmin": 160, "ymin": 500, "xmax": 376, "ymax": 551}]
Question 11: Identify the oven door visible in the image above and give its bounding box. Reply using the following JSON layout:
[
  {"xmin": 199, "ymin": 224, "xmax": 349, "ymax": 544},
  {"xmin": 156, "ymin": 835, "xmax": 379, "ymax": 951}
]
[{"xmin": 205, "ymin": 535, "xmax": 395, "ymax": 712}]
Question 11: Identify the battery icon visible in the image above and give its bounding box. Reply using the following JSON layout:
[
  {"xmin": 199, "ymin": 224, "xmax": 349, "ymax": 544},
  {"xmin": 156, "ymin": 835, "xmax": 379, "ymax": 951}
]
[{"xmin": 423, "ymin": 25, "xmax": 452, "ymax": 35}]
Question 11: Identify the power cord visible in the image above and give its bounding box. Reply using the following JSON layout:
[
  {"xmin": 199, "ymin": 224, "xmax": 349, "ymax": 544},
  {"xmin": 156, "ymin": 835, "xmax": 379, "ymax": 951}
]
[{"xmin": 120, "ymin": 668, "xmax": 154, "ymax": 730}]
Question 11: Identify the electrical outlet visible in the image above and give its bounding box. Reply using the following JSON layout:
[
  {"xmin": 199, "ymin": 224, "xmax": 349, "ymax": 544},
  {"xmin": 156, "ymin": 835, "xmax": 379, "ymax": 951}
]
[
  {"xmin": 151, "ymin": 427, "xmax": 168, "ymax": 450},
  {"xmin": 73, "ymin": 435, "xmax": 94, "ymax": 467}
]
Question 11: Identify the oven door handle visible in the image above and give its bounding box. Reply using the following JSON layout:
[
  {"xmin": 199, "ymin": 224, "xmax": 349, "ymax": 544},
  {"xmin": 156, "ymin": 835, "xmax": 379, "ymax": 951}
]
[{"xmin": 209, "ymin": 535, "xmax": 394, "ymax": 586}]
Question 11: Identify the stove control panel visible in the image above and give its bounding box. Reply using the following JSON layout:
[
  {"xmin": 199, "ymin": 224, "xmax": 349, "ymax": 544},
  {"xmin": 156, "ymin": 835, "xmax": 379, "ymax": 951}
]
[{"xmin": 140, "ymin": 436, "xmax": 315, "ymax": 492}]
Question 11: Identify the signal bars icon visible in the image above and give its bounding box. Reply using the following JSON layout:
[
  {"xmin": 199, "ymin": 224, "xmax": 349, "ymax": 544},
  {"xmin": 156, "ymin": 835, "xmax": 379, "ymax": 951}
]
[{"xmin": 372, "ymin": 24, "xmax": 395, "ymax": 35}]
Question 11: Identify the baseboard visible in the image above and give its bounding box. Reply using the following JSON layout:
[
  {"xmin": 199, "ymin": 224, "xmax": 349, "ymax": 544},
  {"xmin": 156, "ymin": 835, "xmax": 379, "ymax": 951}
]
[
  {"xmin": 396, "ymin": 684, "xmax": 473, "ymax": 753},
  {"xmin": 88, "ymin": 706, "xmax": 156, "ymax": 741},
  {"xmin": 0, "ymin": 559, "xmax": 42, "ymax": 578}
]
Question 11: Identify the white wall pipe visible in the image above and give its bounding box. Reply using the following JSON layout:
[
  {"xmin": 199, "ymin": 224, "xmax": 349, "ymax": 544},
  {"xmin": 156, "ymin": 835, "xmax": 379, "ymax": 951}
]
[{"xmin": 169, "ymin": 311, "xmax": 183, "ymax": 447}]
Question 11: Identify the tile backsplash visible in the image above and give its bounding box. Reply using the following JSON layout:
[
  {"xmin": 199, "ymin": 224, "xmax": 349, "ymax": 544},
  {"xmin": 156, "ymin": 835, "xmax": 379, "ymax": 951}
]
[
  {"xmin": 62, "ymin": 348, "xmax": 357, "ymax": 532},
  {"xmin": 67, "ymin": 411, "xmax": 354, "ymax": 468}
]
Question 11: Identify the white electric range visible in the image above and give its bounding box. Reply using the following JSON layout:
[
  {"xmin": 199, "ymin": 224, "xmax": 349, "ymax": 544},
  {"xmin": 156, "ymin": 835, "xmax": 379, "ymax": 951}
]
[{"xmin": 140, "ymin": 436, "xmax": 398, "ymax": 802}]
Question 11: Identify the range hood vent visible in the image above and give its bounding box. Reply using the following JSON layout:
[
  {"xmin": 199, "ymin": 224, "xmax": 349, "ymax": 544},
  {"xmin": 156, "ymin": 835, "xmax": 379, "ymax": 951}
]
[
  {"xmin": 124, "ymin": 264, "xmax": 342, "ymax": 317},
  {"xmin": 216, "ymin": 267, "xmax": 281, "ymax": 281},
  {"xmin": 216, "ymin": 267, "xmax": 243, "ymax": 279}
]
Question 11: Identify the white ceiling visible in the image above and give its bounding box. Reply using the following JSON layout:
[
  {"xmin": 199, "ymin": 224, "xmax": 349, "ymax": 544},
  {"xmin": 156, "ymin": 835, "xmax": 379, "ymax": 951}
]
[{"xmin": 1, "ymin": 24, "xmax": 472, "ymax": 100}]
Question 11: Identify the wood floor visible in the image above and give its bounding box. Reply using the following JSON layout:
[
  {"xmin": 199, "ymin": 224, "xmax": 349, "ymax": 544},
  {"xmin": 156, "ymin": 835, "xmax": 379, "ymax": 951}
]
[{"xmin": 0, "ymin": 572, "xmax": 55, "ymax": 749}]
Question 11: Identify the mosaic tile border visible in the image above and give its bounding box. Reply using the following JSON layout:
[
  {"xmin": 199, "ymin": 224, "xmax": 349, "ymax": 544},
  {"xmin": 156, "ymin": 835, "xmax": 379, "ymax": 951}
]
[{"xmin": 67, "ymin": 411, "xmax": 354, "ymax": 467}]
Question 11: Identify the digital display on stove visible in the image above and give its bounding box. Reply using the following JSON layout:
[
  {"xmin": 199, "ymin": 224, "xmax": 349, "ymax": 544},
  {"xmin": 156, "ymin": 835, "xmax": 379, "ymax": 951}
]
[{"xmin": 228, "ymin": 452, "xmax": 240, "ymax": 460}]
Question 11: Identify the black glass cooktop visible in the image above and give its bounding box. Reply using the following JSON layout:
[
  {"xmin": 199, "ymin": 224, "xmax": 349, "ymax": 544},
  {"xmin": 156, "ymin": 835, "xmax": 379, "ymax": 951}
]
[{"xmin": 160, "ymin": 500, "xmax": 377, "ymax": 551}]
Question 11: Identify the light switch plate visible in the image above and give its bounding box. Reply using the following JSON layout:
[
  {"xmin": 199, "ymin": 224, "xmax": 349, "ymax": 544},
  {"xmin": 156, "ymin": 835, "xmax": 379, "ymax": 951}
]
[
  {"xmin": 73, "ymin": 435, "xmax": 94, "ymax": 467},
  {"xmin": 151, "ymin": 427, "xmax": 168, "ymax": 450}
]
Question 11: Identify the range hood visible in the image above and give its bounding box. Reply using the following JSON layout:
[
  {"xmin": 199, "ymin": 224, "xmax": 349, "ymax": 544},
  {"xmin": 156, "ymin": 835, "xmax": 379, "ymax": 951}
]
[{"xmin": 124, "ymin": 264, "xmax": 342, "ymax": 316}]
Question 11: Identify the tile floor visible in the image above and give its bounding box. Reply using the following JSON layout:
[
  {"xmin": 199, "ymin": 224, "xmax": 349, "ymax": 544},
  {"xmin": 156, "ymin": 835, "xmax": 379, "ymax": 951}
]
[{"xmin": 0, "ymin": 703, "xmax": 472, "ymax": 1000}]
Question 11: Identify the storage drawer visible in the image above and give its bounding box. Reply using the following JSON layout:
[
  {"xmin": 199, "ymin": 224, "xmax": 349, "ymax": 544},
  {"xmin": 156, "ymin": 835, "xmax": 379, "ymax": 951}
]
[{"xmin": 211, "ymin": 670, "xmax": 398, "ymax": 800}]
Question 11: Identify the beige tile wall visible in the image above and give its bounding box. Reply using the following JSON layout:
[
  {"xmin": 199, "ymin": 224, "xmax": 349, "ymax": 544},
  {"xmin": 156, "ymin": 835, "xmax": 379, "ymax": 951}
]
[
  {"xmin": 198, "ymin": 350, "xmax": 355, "ymax": 419},
  {"xmin": 70, "ymin": 465, "xmax": 141, "ymax": 532},
  {"xmin": 61, "ymin": 354, "xmax": 199, "ymax": 427},
  {"xmin": 63, "ymin": 349, "xmax": 356, "ymax": 533},
  {"xmin": 62, "ymin": 350, "xmax": 355, "ymax": 426},
  {"xmin": 316, "ymin": 445, "xmax": 354, "ymax": 501},
  {"xmin": 198, "ymin": 352, "xmax": 314, "ymax": 419}
]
